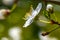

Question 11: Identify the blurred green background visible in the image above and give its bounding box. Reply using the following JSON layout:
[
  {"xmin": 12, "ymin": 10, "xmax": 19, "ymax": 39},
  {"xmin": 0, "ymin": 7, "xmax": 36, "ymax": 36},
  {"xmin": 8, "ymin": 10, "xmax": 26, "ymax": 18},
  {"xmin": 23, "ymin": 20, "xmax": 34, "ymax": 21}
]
[{"xmin": 0, "ymin": 0, "xmax": 60, "ymax": 40}]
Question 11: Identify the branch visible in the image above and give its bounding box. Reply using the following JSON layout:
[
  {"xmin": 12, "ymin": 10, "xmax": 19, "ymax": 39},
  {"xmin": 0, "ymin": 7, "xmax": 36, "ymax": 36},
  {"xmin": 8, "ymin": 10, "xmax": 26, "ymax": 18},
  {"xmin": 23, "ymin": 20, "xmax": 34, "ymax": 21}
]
[{"xmin": 46, "ymin": 0, "xmax": 60, "ymax": 5}]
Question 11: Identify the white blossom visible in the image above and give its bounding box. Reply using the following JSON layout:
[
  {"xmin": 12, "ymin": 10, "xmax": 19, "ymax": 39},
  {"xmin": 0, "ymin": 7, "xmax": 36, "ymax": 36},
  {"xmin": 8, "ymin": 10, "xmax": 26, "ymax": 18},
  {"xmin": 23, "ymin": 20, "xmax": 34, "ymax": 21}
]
[
  {"xmin": 2, "ymin": 0, "xmax": 15, "ymax": 6},
  {"xmin": 8, "ymin": 27, "xmax": 22, "ymax": 40}
]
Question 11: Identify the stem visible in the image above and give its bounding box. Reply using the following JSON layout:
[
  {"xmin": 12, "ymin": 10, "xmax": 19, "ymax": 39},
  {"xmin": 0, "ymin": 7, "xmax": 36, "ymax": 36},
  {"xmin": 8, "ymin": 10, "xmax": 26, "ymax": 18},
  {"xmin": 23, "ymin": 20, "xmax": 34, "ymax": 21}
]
[
  {"xmin": 48, "ymin": 26, "xmax": 60, "ymax": 34},
  {"xmin": 10, "ymin": 3, "xmax": 17, "ymax": 13},
  {"xmin": 42, "ymin": 21, "xmax": 60, "ymax": 36},
  {"xmin": 53, "ymin": 13, "xmax": 58, "ymax": 21},
  {"xmin": 42, "ymin": 26, "xmax": 60, "ymax": 36},
  {"xmin": 39, "ymin": 20, "xmax": 51, "ymax": 23}
]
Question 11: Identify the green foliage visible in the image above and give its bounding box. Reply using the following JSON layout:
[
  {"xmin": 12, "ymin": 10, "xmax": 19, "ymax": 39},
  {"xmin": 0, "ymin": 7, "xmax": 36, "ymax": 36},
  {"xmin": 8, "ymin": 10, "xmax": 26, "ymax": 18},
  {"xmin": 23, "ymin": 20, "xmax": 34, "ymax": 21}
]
[{"xmin": 0, "ymin": 0, "xmax": 60, "ymax": 40}]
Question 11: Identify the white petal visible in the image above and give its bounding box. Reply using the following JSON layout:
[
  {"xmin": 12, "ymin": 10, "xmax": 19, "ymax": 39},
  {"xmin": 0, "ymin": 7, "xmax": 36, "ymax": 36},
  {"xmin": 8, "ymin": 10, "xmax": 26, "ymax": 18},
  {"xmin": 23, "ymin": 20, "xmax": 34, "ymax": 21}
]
[{"xmin": 23, "ymin": 3, "xmax": 42, "ymax": 27}]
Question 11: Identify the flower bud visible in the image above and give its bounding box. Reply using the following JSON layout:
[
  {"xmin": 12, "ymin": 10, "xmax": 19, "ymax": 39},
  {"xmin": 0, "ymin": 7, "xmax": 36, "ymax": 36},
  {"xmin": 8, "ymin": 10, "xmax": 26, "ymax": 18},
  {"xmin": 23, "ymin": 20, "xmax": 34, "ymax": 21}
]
[
  {"xmin": 46, "ymin": 4, "xmax": 54, "ymax": 13},
  {"xmin": 0, "ymin": 9, "xmax": 10, "ymax": 20}
]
